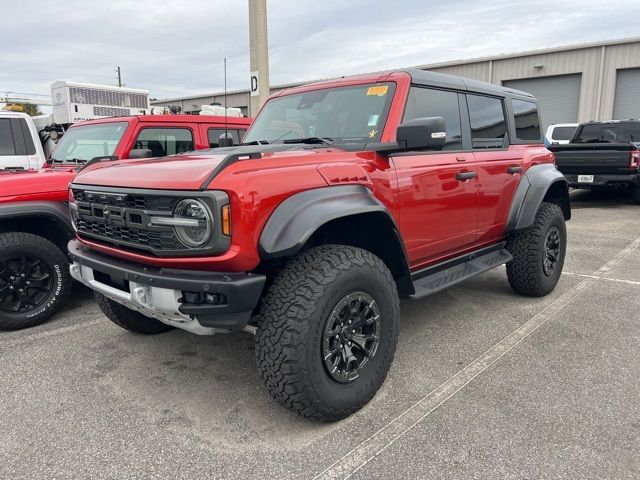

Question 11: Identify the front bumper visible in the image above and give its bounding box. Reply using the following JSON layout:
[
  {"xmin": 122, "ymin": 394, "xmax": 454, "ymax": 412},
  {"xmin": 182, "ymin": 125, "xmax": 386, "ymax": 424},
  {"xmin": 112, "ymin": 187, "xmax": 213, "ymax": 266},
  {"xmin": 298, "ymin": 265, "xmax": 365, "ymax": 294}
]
[
  {"xmin": 68, "ymin": 239, "xmax": 265, "ymax": 335},
  {"xmin": 562, "ymin": 173, "xmax": 639, "ymax": 188}
]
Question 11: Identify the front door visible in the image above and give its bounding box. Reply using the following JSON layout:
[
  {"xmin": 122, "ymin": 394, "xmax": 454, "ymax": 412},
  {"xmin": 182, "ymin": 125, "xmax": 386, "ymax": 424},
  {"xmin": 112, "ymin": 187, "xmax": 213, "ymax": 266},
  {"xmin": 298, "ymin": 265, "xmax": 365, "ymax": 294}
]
[{"xmin": 393, "ymin": 87, "xmax": 478, "ymax": 268}]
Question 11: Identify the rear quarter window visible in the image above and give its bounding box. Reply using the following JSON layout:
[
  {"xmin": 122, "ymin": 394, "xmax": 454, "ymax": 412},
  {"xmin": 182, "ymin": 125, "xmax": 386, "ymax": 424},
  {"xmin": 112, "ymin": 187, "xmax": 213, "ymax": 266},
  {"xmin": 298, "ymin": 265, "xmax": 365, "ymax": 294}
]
[{"xmin": 512, "ymin": 99, "xmax": 541, "ymax": 141}]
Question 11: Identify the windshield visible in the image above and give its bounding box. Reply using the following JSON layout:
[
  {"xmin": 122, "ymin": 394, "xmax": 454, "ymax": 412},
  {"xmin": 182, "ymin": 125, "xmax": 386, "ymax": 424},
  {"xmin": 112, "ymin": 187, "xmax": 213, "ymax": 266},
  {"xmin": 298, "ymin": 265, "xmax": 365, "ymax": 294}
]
[
  {"xmin": 51, "ymin": 122, "xmax": 128, "ymax": 162},
  {"xmin": 573, "ymin": 123, "xmax": 640, "ymax": 144},
  {"xmin": 551, "ymin": 126, "xmax": 576, "ymax": 141},
  {"xmin": 243, "ymin": 82, "xmax": 396, "ymax": 145}
]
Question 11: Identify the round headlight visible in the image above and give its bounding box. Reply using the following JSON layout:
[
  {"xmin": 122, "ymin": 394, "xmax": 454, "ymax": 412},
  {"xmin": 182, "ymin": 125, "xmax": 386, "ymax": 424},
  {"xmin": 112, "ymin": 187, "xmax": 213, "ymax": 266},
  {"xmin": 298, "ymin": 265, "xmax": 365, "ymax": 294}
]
[{"xmin": 173, "ymin": 199, "xmax": 212, "ymax": 248}]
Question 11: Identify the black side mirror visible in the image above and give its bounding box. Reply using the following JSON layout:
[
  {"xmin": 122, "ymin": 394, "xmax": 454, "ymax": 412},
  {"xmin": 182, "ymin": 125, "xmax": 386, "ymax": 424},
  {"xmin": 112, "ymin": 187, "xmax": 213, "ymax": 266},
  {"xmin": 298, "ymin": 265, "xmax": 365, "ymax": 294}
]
[
  {"xmin": 128, "ymin": 148, "xmax": 153, "ymax": 159},
  {"xmin": 218, "ymin": 132, "xmax": 236, "ymax": 148},
  {"xmin": 396, "ymin": 117, "xmax": 446, "ymax": 151}
]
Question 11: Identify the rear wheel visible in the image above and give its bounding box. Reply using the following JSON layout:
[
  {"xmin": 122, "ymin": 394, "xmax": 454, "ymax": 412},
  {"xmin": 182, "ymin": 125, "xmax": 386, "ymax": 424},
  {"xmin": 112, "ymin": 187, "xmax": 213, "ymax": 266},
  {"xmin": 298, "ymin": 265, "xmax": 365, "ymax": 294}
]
[
  {"xmin": 255, "ymin": 245, "xmax": 399, "ymax": 421},
  {"xmin": 95, "ymin": 292, "xmax": 174, "ymax": 334},
  {"xmin": 0, "ymin": 232, "xmax": 71, "ymax": 330},
  {"xmin": 506, "ymin": 202, "xmax": 567, "ymax": 297}
]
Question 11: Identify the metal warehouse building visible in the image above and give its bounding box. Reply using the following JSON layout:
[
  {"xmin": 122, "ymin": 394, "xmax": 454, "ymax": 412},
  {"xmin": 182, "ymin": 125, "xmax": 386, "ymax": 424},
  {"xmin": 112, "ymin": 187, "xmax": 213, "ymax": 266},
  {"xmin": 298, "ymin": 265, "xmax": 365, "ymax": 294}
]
[{"xmin": 152, "ymin": 36, "xmax": 640, "ymax": 129}]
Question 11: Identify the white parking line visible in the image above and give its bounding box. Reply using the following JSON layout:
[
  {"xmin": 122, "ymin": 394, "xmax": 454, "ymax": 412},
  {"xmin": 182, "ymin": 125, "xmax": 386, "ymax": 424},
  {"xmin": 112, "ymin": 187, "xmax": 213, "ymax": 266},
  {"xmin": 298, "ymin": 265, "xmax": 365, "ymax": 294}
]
[
  {"xmin": 314, "ymin": 234, "xmax": 640, "ymax": 480},
  {"xmin": 562, "ymin": 272, "xmax": 640, "ymax": 286}
]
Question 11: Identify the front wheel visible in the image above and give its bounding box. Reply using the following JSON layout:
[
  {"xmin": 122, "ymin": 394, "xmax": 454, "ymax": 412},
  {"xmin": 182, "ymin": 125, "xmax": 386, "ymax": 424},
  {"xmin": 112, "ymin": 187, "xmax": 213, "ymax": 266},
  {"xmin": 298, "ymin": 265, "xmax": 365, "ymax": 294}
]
[
  {"xmin": 0, "ymin": 232, "xmax": 71, "ymax": 330},
  {"xmin": 255, "ymin": 245, "xmax": 400, "ymax": 421},
  {"xmin": 506, "ymin": 202, "xmax": 567, "ymax": 297}
]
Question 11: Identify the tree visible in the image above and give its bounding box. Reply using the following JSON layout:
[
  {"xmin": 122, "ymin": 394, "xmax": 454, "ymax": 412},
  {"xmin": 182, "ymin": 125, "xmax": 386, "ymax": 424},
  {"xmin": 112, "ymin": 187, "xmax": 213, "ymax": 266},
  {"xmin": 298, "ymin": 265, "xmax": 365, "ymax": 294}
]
[{"xmin": 5, "ymin": 103, "xmax": 43, "ymax": 116}]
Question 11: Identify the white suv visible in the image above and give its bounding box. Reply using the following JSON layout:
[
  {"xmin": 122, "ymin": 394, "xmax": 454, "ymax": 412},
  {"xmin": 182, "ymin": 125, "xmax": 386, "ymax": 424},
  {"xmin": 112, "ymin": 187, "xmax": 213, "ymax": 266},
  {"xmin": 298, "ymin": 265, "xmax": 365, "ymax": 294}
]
[
  {"xmin": 545, "ymin": 123, "xmax": 578, "ymax": 145},
  {"xmin": 0, "ymin": 111, "xmax": 47, "ymax": 170}
]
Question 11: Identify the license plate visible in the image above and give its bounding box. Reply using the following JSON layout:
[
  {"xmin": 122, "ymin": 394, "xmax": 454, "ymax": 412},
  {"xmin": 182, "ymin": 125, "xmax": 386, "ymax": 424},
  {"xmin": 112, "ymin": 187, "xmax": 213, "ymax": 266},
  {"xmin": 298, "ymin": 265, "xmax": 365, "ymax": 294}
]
[{"xmin": 578, "ymin": 175, "xmax": 594, "ymax": 183}]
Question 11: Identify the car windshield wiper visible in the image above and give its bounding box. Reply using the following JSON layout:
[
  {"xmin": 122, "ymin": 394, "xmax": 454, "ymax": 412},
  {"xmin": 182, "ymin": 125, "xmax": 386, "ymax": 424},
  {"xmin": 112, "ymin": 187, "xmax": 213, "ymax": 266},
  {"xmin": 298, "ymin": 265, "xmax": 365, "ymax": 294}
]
[
  {"xmin": 50, "ymin": 157, "xmax": 86, "ymax": 165},
  {"xmin": 240, "ymin": 139, "xmax": 270, "ymax": 145},
  {"xmin": 282, "ymin": 137, "xmax": 333, "ymax": 145}
]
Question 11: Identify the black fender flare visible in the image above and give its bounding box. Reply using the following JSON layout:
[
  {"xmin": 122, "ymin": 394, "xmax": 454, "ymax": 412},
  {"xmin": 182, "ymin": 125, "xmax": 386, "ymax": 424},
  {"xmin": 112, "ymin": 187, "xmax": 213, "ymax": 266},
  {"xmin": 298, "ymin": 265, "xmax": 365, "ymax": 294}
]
[
  {"xmin": 0, "ymin": 201, "xmax": 74, "ymax": 237},
  {"xmin": 259, "ymin": 185, "xmax": 413, "ymax": 293},
  {"xmin": 505, "ymin": 164, "xmax": 570, "ymax": 233},
  {"xmin": 260, "ymin": 185, "xmax": 401, "ymax": 258}
]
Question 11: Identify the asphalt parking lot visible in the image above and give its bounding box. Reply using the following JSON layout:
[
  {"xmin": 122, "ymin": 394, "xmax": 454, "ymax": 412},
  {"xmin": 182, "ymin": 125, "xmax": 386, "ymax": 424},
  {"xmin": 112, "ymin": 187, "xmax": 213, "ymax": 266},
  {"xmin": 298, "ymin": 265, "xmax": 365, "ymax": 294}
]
[{"xmin": 1, "ymin": 189, "xmax": 639, "ymax": 480}]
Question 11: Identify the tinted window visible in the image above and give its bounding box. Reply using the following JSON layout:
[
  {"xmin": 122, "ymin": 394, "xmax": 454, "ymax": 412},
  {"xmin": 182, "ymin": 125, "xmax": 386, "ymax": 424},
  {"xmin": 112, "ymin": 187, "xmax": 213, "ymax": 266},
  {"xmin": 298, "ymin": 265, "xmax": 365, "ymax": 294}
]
[
  {"xmin": 550, "ymin": 126, "xmax": 576, "ymax": 141},
  {"xmin": 467, "ymin": 95, "xmax": 507, "ymax": 149},
  {"xmin": 512, "ymin": 99, "xmax": 541, "ymax": 141},
  {"xmin": 134, "ymin": 128, "xmax": 194, "ymax": 156},
  {"xmin": 0, "ymin": 119, "xmax": 16, "ymax": 155},
  {"xmin": 208, "ymin": 128, "xmax": 244, "ymax": 147},
  {"xmin": 403, "ymin": 87, "xmax": 462, "ymax": 150},
  {"xmin": 573, "ymin": 123, "xmax": 640, "ymax": 144}
]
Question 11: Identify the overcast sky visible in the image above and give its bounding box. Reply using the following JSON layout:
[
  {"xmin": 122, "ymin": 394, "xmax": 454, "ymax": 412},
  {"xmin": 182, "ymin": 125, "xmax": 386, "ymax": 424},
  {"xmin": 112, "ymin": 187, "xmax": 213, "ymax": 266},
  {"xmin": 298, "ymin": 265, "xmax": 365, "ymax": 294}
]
[{"xmin": 1, "ymin": 0, "xmax": 639, "ymax": 101}]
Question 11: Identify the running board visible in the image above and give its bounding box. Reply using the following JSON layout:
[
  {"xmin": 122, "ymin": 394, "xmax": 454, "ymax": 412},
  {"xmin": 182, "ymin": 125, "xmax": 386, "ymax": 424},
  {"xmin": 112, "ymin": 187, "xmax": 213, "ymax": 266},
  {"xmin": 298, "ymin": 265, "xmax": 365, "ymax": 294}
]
[{"xmin": 409, "ymin": 244, "xmax": 513, "ymax": 300}]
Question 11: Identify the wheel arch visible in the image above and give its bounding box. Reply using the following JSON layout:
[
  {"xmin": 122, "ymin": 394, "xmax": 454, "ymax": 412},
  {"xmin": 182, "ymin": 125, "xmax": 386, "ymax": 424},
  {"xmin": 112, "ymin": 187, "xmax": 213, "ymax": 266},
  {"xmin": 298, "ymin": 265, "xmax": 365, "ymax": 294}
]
[
  {"xmin": 505, "ymin": 164, "xmax": 571, "ymax": 234},
  {"xmin": 259, "ymin": 185, "xmax": 414, "ymax": 296},
  {"xmin": 0, "ymin": 202, "xmax": 74, "ymax": 255}
]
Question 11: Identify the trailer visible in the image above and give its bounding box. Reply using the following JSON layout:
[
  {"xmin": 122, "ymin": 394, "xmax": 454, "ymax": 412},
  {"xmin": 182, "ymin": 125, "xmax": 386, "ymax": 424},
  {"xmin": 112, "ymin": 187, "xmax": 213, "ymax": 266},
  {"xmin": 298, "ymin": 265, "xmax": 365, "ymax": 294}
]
[{"xmin": 51, "ymin": 81, "xmax": 150, "ymax": 124}]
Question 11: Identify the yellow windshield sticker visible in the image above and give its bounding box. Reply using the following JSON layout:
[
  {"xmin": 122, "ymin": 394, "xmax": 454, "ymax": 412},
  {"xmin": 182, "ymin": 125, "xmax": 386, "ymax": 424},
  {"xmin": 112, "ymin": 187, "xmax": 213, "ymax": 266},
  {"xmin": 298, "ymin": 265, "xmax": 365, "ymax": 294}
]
[
  {"xmin": 368, "ymin": 129, "xmax": 379, "ymax": 138},
  {"xmin": 366, "ymin": 85, "xmax": 388, "ymax": 96}
]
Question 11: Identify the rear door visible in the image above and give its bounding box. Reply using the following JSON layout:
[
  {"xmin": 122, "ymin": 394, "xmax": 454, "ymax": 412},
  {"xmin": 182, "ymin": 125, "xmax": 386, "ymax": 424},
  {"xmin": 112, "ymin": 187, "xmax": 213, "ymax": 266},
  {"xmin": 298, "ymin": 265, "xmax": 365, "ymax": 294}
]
[
  {"xmin": 468, "ymin": 94, "xmax": 525, "ymax": 243},
  {"xmin": 391, "ymin": 86, "xmax": 478, "ymax": 267}
]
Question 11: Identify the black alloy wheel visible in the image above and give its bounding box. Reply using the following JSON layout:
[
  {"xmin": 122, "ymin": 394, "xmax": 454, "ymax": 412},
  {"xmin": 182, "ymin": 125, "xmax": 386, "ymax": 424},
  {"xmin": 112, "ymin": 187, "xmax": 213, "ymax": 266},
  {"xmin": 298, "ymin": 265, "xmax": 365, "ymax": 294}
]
[
  {"xmin": 322, "ymin": 291, "xmax": 381, "ymax": 383},
  {"xmin": 0, "ymin": 254, "xmax": 53, "ymax": 314}
]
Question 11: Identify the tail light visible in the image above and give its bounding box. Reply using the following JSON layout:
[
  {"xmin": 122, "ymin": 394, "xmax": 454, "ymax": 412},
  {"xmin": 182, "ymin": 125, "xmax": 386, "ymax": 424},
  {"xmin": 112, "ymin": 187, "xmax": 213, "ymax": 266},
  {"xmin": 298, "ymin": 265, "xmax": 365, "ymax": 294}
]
[{"xmin": 631, "ymin": 150, "xmax": 640, "ymax": 169}]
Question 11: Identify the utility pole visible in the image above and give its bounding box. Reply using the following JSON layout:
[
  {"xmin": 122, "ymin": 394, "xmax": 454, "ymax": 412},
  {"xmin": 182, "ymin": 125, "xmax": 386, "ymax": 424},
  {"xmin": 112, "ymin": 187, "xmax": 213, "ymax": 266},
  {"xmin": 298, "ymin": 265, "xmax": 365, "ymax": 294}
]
[
  {"xmin": 248, "ymin": 0, "xmax": 269, "ymax": 116},
  {"xmin": 116, "ymin": 66, "xmax": 122, "ymax": 87}
]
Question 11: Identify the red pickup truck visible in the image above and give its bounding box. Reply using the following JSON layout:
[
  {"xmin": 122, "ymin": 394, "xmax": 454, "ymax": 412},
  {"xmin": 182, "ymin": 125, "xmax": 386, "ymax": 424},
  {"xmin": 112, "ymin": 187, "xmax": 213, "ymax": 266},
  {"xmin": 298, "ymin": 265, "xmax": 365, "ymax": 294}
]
[
  {"xmin": 0, "ymin": 114, "xmax": 251, "ymax": 330},
  {"xmin": 68, "ymin": 70, "xmax": 570, "ymax": 420}
]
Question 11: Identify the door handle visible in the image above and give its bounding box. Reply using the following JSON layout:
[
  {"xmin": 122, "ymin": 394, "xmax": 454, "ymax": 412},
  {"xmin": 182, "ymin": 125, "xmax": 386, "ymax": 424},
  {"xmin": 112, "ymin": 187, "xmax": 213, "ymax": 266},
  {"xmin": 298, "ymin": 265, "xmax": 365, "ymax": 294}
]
[
  {"xmin": 456, "ymin": 171, "xmax": 477, "ymax": 181},
  {"xmin": 456, "ymin": 156, "xmax": 466, "ymax": 162},
  {"xmin": 507, "ymin": 166, "xmax": 523, "ymax": 175}
]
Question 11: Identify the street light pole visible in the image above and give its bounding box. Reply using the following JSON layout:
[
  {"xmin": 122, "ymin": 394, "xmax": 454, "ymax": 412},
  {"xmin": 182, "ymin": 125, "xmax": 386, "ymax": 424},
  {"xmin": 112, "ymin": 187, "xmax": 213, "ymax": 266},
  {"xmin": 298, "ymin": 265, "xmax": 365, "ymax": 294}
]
[{"xmin": 248, "ymin": 0, "xmax": 270, "ymax": 116}]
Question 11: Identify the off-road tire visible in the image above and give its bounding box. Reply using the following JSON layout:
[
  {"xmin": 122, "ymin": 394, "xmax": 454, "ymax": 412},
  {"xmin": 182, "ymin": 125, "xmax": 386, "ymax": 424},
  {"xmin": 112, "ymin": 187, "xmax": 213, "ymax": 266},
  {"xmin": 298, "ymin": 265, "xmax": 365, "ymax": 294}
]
[
  {"xmin": 0, "ymin": 232, "xmax": 71, "ymax": 330},
  {"xmin": 631, "ymin": 184, "xmax": 640, "ymax": 205},
  {"xmin": 255, "ymin": 245, "xmax": 400, "ymax": 422},
  {"xmin": 95, "ymin": 292, "xmax": 174, "ymax": 334},
  {"xmin": 506, "ymin": 202, "xmax": 566, "ymax": 297}
]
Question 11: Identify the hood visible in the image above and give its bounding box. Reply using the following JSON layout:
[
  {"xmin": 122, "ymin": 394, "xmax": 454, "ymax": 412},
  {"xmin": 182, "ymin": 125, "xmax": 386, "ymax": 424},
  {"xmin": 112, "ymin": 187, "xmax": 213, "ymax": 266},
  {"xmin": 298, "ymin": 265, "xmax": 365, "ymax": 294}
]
[
  {"xmin": 0, "ymin": 167, "xmax": 76, "ymax": 202},
  {"xmin": 72, "ymin": 144, "xmax": 345, "ymax": 191}
]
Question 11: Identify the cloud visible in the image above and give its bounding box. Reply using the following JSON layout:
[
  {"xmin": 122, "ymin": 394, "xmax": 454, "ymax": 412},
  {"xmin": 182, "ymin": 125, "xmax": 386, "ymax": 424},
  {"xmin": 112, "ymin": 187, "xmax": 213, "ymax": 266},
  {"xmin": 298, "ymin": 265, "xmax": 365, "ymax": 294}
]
[{"xmin": 1, "ymin": 0, "xmax": 638, "ymax": 100}]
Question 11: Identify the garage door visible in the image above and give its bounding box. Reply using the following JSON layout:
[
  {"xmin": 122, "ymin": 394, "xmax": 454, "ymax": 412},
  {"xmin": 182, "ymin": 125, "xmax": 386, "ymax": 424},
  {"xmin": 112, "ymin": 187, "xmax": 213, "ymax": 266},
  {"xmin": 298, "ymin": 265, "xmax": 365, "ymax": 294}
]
[
  {"xmin": 613, "ymin": 68, "xmax": 640, "ymax": 120},
  {"xmin": 503, "ymin": 74, "xmax": 581, "ymax": 130}
]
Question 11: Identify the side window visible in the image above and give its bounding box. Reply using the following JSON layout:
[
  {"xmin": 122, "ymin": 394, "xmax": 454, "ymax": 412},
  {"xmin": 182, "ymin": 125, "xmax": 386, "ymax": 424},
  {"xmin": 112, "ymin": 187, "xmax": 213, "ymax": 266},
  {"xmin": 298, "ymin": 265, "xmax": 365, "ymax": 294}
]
[
  {"xmin": 467, "ymin": 94, "xmax": 507, "ymax": 149},
  {"xmin": 134, "ymin": 128, "xmax": 194, "ymax": 156},
  {"xmin": 0, "ymin": 119, "xmax": 16, "ymax": 155},
  {"xmin": 403, "ymin": 87, "xmax": 462, "ymax": 150},
  {"xmin": 207, "ymin": 128, "xmax": 240, "ymax": 148},
  {"xmin": 512, "ymin": 99, "xmax": 541, "ymax": 141}
]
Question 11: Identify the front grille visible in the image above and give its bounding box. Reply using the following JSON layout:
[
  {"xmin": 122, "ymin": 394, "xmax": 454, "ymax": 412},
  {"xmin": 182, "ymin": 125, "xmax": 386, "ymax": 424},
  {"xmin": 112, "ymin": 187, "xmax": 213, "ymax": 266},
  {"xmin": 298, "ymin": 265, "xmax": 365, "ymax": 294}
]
[
  {"xmin": 70, "ymin": 185, "xmax": 231, "ymax": 257},
  {"xmin": 72, "ymin": 187, "xmax": 182, "ymax": 254},
  {"xmin": 73, "ymin": 189, "xmax": 177, "ymax": 211},
  {"xmin": 75, "ymin": 218, "xmax": 181, "ymax": 251}
]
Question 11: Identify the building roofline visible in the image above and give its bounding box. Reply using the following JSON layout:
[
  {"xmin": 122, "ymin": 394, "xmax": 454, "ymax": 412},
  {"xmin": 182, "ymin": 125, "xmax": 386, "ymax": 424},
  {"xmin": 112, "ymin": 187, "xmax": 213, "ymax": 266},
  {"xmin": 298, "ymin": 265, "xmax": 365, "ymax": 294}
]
[
  {"xmin": 151, "ymin": 35, "xmax": 640, "ymax": 104},
  {"xmin": 412, "ymin": 36, "xmax": 640, "ymax": 70}
]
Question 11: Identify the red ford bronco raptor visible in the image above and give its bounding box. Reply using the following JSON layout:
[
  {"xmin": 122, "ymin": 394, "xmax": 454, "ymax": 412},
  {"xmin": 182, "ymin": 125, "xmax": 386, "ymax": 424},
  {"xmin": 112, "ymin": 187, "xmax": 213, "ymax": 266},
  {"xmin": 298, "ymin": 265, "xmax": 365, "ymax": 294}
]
[
  {"xmin": 0, "ymin": 114, "xmax": 250, "ymax": 330},
  {"xmin": 68, "ymin": 70, "xmax": 570, "ymax": 421}
]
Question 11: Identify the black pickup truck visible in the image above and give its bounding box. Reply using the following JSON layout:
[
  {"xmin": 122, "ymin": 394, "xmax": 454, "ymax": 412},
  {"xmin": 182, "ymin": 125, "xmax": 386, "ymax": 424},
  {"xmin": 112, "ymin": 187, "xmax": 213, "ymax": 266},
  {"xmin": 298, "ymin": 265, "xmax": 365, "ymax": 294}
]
[{"xmin": 549, "ymin": 120, "xmax": 640, "ymax": 204}]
